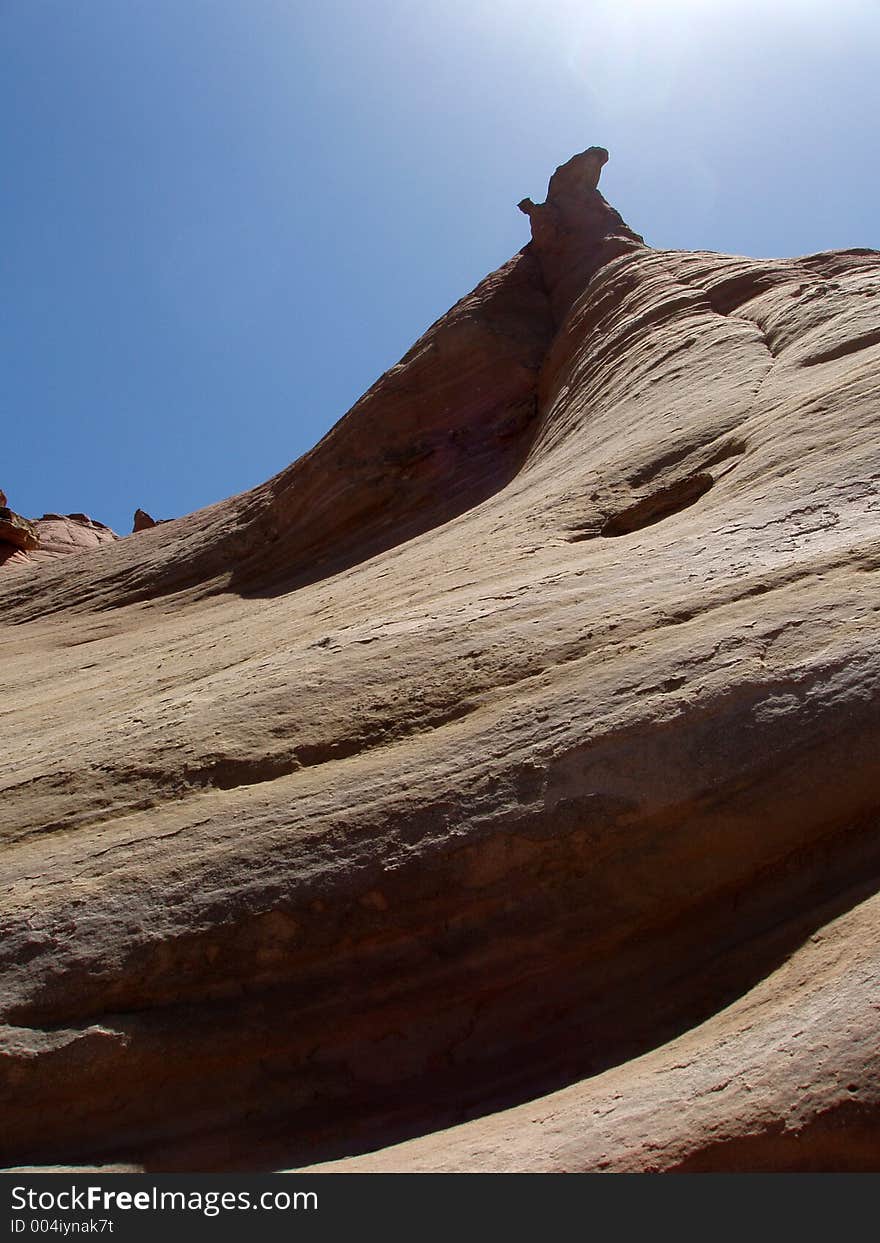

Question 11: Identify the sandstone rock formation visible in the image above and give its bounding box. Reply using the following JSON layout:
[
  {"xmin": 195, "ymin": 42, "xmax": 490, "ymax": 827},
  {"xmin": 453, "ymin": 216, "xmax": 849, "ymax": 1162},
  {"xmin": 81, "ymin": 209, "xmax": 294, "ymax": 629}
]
[
  {"xmin": 0, "ymin": 506, "xmax": 41, "ymax": 571},
  {"xmin": 133, "ymin": 508, "xmax": 161, "ymax": 533},
  {"xmin": 0, "ymin": 507, "xmax": 40, "ymax": 552},
  {"xmin": 1, "ymin": 149, "xmax": 878, "ymax": 1172},
  {"xmin": 0, "ymin": 511, "xmax": 119, "ymax": 572},
  {"xmin": 31, "ymin": 513, "xmax": 119, "ymax": 560}
]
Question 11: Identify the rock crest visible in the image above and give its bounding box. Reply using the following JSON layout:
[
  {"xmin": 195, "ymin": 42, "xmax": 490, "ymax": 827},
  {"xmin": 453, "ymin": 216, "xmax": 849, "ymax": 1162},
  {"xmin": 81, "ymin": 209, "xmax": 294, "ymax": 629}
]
[{"xmin": 518, "ymin": 147, "xmax": 644, "ymax": 318}]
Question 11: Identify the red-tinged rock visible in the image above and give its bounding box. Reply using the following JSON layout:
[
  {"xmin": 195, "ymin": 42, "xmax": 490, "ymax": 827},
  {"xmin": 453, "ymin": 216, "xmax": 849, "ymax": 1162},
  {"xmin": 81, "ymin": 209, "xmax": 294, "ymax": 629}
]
[
  {"xmin": 132, "ymin": 508, "xmax": 157, "ymax": 532},
  {"xmin": 0, "ymin": 149, "xmax": 879, "ymax": 1174},
  {"xmin": 0, "ymin": 543, "xmax": 31, "ymax": 569},
  {"xmin": 31, "ymin": 514, "xmax": 119, "ymax": 560},
  {"xmin": 518, "ymin": 145, "xmax": 644, "ymax": 320},
  {"xmin": 0, "ymin": 511, "xmax": 119, "ymax": 572},
  {"xmin": 131, "ymin": 508, "xmax": 173, "ymax": 533},
  {"xmin": 0, "ymin": 507, "xmax": 39, "ymax": 551}
]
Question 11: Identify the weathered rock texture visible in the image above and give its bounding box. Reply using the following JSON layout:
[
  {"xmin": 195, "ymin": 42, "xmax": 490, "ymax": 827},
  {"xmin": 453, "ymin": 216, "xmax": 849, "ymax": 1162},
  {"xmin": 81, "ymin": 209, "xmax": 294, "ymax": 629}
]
[
  {"xmin": 30, "ymin": 514, "xmax": 119, "ymax": 560},
  {"xmin": 0, "ymin": 508, "xmax": 40, "ymax": 553},
  {"xmin": 0, "ymin": 511, "xmax": 118, "ymax": 572},
  {"xmin": 1, "ymin": 150, "xmax": 878, "ymax": 1172}
]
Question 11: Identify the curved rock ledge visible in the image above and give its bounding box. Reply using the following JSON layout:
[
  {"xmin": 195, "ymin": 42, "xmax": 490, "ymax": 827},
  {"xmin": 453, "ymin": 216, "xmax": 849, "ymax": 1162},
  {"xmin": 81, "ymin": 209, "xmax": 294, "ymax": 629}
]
[{"xmin": 1, "ymin": 150, "xmax": 878, "ymax": 1171}]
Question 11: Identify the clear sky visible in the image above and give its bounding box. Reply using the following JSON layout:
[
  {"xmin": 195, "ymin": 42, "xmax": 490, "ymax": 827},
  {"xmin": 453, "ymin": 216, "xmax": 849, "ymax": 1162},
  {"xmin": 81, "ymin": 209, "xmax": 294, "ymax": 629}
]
[{"xmin": 3, "ymin": 0, "xmax": 878, "ymax": 535}]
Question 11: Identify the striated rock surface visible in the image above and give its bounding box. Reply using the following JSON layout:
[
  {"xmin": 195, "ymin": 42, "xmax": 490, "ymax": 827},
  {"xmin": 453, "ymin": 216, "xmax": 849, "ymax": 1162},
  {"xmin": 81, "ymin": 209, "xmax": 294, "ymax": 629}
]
[
  {"xmin": 1, "ymin": 149, "xmax": 878, "ymax": 1173},
  {"xmin": 31, "ymin": 514, "xmax": 119, "ymax": 560}
]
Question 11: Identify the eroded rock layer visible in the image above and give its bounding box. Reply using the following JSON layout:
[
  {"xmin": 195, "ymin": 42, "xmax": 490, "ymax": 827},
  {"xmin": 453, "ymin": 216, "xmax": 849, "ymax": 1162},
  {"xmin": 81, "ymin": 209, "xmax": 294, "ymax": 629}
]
[
  {"xmin": 1, "ymin": 151, "xmax": 878, "ymax": 1171},
  {"xmin": 0, "ymin": 512, "xmax": 118, "ymax": 571}
]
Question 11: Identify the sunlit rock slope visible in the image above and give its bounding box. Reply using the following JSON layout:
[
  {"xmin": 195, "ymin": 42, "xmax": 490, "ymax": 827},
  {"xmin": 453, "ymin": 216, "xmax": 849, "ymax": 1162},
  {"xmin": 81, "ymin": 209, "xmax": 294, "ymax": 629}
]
[{"xmin": 1, "ymin": 148, "xmax": 878, "ymax": 1172}]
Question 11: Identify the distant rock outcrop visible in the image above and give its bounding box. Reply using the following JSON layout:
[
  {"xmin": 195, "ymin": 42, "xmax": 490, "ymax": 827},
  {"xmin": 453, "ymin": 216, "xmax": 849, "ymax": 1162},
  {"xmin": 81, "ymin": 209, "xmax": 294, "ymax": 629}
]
[
  {"xmin": 132, "ymin": 508, "xmax": 156, "ymax": 531},
  {"xmin": 0, "ymin": 149, "xmax": 878, "ymax": 1173},
  {"xmin": 518, "ymin": 145, "xmax": 644, "ymax": 319},
  {"xmin": 0, "ymin": 508, "xmax": 118, "ymax": 572},
  {"xmin": 132, "ymin": 508, "xmax": 171, "ymax": 533},
  {"xmin": 0, "ymin": 507, "xmax": 40, "ymax": 552},
  {"xmin": 33, "ymin": 513, "xmax": 119, "ymax": 560}
]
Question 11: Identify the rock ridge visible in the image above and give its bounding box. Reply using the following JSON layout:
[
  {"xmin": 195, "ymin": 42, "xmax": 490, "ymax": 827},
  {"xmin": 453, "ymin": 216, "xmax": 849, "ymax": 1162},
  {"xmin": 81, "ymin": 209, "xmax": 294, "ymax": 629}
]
[{"xmin": 0, "ymin": 148, "xmax": 878, "ymax": 1172}]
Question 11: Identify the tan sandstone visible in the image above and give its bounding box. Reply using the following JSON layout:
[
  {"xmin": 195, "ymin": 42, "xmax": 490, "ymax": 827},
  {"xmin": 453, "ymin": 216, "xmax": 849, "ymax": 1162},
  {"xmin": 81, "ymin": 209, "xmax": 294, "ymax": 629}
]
[{"xmin": 0, "ymin": 150, "xmax": 878, "ymax": 1172}]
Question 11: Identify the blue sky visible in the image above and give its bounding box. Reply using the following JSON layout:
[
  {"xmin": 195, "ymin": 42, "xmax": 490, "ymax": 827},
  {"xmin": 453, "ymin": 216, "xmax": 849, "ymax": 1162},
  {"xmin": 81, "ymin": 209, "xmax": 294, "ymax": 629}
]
[{"xmin": 3, "ymin": 0, "xmax": 878, "ymax": 535}]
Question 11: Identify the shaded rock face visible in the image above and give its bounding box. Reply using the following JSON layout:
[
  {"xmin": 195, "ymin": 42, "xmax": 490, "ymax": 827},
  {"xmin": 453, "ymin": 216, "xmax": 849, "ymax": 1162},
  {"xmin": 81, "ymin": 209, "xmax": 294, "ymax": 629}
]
[
  {"xmin": 132, "ymin": 508, "xmax": 157, "ymax": 532},
  {"xmin": 519, "ymin": 146, "xmax": 644, "ymax": 320},
  {"xmin": 132, "ymin": 508, "xmax": 172, "ymax": 533},
  {"xmin": 1, "ymin": 151, "xmax": 879, "ymax": 1173},
  {"xmin": 0, "ymin": 507, "xmax": 40, "ymax": 552}
]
